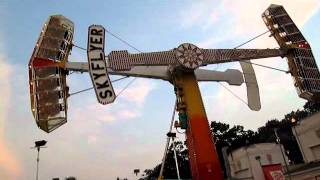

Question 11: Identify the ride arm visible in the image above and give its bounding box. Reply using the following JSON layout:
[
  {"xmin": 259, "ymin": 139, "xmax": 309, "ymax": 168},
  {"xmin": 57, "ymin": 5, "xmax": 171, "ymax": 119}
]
[
  {"xmin": 201, "ymin": 48, "xmax": 286, "ymax": 65},
  {"xmin": 107, "ymin": 50, "xmax": 177, "ymax": 71}
]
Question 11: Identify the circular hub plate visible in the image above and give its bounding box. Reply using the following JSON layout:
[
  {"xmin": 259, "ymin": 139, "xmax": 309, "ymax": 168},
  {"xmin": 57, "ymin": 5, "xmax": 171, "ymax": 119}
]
[{"xmin": 175, "ymin": 43, "xmax": 204, "ymax": 69}]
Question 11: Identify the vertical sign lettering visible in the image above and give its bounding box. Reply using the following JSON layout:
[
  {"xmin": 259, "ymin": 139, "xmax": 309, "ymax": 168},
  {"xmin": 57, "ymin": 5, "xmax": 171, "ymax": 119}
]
[{"xmin": 87, "ymin": 25, "xmax": 115, "ymax": 104}]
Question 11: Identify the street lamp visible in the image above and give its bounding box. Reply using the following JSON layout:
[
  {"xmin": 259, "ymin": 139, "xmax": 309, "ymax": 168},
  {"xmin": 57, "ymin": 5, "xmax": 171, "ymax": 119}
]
[
  {"xmin": 133, "ymin": 169, "xmax": 140, "ymax": 176},
  {"xmin": 166, "ymin": 132, "xmax": 181, "ymax": 180},
  {"xmin": 32, "ymin": 140, "xmax": 47, "ymax": 180},
  {"xmin": 291, "ymin": 115, "xmax": 306, "ymax": 163}
]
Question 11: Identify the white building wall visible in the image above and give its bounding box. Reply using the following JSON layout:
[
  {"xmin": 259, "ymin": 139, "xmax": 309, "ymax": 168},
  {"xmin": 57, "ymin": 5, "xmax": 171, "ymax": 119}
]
[
  {"xmin": 228, "ymin": 143, "xmax": 288, "ymax": 180},
  {"xmin": 293, "ymin": 112, "xmax": 320, "ymax": 163}
]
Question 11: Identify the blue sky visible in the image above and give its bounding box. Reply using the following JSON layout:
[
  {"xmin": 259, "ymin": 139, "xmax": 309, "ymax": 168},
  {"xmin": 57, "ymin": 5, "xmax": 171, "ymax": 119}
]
[{"xmin": 0, "ymin": 0, "xmax": 320, "ymax": 179}]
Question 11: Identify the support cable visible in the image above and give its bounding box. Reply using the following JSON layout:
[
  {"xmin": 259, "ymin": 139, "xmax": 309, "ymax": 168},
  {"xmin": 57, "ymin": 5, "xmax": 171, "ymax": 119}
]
[
  {"xmin": 233, "ymin": 30, "xmax": 288, "ymax": 73},
  {"xmin": 69, "ymin": 76, "xmax": 129, "ymax": 96},
  {"xmin": 243, "ymin": 61, "xmax": 288, "ymax": 73},
  {"xmin": 218, "ymin": 82, "xmax": 248, "ymax": 106},
  {"xmin": 105, "ymin": 30, "xmax": 142, "ymax": 53},
  {"xmin": 72, "ymin": 43, "xmax": 87, "ymax": 51},
  {"xmin": 71, "ymin": 29, "xmax": 144, "ymax": 97},
  {"xmin": 217, "ymin": 29, "xmax": 288, "ymax": 105},
  {"xmin": 104, "ymin": 29, "xmax": 145, "ymax": 95},
  {"xmin": 115, "ymin": 77, "xmax": 136, "ymax": 98},
  {"xmin": 233, "ymin": 30, "xmax": 270, "ymax": 49}
]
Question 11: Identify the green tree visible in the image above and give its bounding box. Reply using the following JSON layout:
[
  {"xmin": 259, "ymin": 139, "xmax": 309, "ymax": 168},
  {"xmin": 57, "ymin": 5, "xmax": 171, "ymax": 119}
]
[
  {"xmin": 142, "ymin": 100, "xmax": 320, "ymax": 178},
  {"xmin": 210, "ymin": 121, "xmax": 257, "ymax": 178},
  {"xmin": 141, "ymin": 141, "xmax": 191, "ymax": 179}
]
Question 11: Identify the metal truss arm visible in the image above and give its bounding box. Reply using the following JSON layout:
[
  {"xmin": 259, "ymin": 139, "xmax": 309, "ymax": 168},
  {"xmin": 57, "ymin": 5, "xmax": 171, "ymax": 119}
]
[
  {"xmin": 106, "ymin": 48, "xmax": 286, "ymax": 71},
  {"xmin": 107, "ymin": 50, "xmax": 177, "ymax": 71},
  {"xmin": 201, "ymin": 48, "xmax": 286, "ymax": 65}
]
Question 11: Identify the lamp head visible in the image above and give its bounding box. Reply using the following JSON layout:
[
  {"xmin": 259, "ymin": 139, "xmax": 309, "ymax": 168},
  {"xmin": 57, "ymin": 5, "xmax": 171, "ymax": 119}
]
[{"xmin": 35, "ymin": 140, "xmax": 47, "ymax": 147}]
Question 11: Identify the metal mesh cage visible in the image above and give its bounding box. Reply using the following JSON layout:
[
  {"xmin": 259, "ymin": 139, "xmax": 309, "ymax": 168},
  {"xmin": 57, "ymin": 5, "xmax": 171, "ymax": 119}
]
[
  {"xmin": 262, "ymin": 4, "xmax": 320, "ymax": 101},
  {"xmin": 28, "ymin": 15, "xmax": 74, "ymax": 132}
]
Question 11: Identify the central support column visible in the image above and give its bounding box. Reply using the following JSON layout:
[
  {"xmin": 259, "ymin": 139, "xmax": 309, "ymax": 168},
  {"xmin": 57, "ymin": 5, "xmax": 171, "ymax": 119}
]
[{"xmin": 172, "ymin": 69, "xmax": 223, "ymax": 180}]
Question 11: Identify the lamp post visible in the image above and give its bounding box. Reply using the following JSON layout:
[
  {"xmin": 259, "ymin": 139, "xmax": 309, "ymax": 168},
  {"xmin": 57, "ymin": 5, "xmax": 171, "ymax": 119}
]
[
  {"xmin": 133, "ymin": 169, "xmax": 140, "ymax": 176},
  {"xmin": 291, "ymin": 116, "xmax": 306, "ymax": 163},
  {"xmin": 32, "ymin": 140, "xmax": 47, "ymax": 180},
  {"xmin": 166, "ymin": 132, "xmax": 181, "ymax": 180},
  {"xmin": 245, "ymin": 140, "xmax": 253, "ymax": 179},
  {"xmin": 273, "ymin": 129, "xmax": 292, "ymax": 180}
]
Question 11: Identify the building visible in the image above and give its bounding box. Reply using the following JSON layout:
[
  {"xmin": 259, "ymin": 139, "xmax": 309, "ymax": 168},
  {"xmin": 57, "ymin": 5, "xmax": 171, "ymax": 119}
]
[
  {"xmin": 228, "ymin": 143, "xmax": 288, "ymax": 180},
  {"xmin": 292, "ymin": 112, "xmax": 320, "ymax": 163},
  {"xmin": 289, "ymin": 112, "xmax": 320, "ymax": 179}
]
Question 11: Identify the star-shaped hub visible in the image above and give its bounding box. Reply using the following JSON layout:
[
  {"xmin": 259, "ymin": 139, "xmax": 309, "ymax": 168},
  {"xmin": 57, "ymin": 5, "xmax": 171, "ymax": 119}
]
[{"xmin": 175, "ymin": 43, "xmax": 204, "ymax": 70}]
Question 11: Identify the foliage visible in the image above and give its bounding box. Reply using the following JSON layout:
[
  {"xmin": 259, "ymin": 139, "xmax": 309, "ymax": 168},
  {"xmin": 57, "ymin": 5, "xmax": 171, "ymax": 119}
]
[
  {"xmin": 139, "ymin": 141, "xmax": 191, "ymax": 180},
  {"xmin": 141, "ymin": 101, "xmax": 320, "ymax": 178}
]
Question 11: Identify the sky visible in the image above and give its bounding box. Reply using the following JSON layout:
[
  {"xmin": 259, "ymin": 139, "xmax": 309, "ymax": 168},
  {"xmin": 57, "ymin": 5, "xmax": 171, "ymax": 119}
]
[{"xmin": 0, "ymin": 0, "xmax": 320, "ymax": 179}]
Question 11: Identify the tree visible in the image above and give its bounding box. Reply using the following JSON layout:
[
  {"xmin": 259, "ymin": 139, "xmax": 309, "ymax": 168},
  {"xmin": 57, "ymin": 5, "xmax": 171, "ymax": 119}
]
[
  {"xmin": 142, "ymin": 100, "xmax": 320, "ymax": 178},
  {"xmin": 303, "ymin": 101, "xmax": 320, "ymax": 115},
  {"xmin": 210, "ymin": 121, "xmax": 258, "ymax": 178},
  {"xmin": 140, "ymin": 141, "xmax": 191, "ymax": 179},
  {"xmin": 255, "ymin": 118, "xmax": 304, "ymax": 164}
]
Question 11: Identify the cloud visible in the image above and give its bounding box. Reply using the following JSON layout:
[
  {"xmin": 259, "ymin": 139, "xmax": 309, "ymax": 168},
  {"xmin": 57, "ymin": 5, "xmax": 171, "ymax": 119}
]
[
  {"xmin": 222, "ymin": 0, "xmax": 319, "ymax": 35},
  {"xmin": 193, "ymin": 1, "xmax": 319, "ymax": 130},
  {"xmin": 0, "ymin": 55, "xmax": 11, "ymax": 132},
  {"xmin": 39, "ymin": 78, "xmax": 160, "ymax": 179},
  {"xmin": 71, "ymin": 79, "xmax": 155, "ymax": 124},
  {"xmin": 178, "ymin": 0, "xmax": 217, "ymax": 29},
  {"xmin": 0, "ymin": 35, "xmax": 21, "ymax": 179},
  {"xmin": 187, "ymin": 0, "xmax": 320, "ymax": 48},
  {"xmin": 117, "ymin": 79, "xmax": 156, "ymax": 106}
]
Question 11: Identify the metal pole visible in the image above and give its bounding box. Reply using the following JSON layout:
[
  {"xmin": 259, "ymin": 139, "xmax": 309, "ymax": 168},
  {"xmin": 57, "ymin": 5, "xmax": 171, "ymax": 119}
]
[
  {"xmin": 36, "ymin": 147, "xmax": 40, "ymax": 180},
  {"xmin": 172, "ymin": 138, "xmax": 181, "ymax": 180},
  {"xmin": 222, "ymin": 147, "xmax": 231, "ymax": 179},
  {"xmin": 273, "ymin": 129, "xmax": 292, "ymax": 180},
  {"xmin": 159, "ymin": 100, "xmax": 177, "ymax": 179},
  {"xmin": 293, "ymin": 125, "xmax": 306, "ymax": 162},
  {"xmin": 245, "ymin": 146, "xmax": 253, "ymax": 179}
]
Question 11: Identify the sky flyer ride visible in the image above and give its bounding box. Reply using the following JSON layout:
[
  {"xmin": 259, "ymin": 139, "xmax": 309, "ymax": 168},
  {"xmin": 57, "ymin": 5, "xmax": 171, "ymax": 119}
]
[{"xmin": 28, "ymin": 4, "xmax": 320, "ymax": 180}]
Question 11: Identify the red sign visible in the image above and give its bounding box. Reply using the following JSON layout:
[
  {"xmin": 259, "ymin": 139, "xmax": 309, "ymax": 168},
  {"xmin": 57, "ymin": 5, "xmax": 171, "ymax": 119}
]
[{"xmin": 262, "ymin": 164, "xmax": 285, "ymax": 180}]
